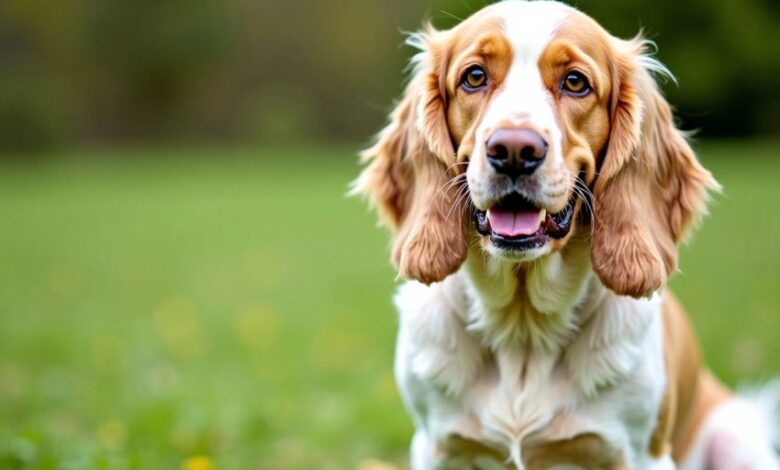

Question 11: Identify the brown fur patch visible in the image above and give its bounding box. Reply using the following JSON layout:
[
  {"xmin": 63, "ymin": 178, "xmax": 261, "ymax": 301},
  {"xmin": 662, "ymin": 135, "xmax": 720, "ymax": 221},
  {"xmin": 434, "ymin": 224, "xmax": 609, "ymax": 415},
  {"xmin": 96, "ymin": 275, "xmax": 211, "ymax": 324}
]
[
  {"xmin": 525, "ymin": 433, "xmax": 627, "ymax": 469},
  {"xmin": 653, "ymin": 292, "xmax": 732, "ymax": 461},
  {"xmin": 591, "ymin": 39, "xmax": 720, "ymax": 298}
]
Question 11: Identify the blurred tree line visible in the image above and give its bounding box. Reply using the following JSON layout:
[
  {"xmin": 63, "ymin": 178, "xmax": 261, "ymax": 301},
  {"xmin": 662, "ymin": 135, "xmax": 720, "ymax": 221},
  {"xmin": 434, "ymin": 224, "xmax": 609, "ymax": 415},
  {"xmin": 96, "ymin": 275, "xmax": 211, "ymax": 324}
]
[{"xmin": 0, "ymin": 0, "xmax": 777, "ymax": 153}]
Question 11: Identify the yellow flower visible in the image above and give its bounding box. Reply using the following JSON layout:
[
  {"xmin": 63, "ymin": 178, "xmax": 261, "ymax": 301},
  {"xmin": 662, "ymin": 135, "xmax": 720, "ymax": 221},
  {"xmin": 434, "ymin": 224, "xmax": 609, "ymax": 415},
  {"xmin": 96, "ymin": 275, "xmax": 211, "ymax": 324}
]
[{"xmin": 182, "ymin": 456, "xmax": 214, "ymax": 470}]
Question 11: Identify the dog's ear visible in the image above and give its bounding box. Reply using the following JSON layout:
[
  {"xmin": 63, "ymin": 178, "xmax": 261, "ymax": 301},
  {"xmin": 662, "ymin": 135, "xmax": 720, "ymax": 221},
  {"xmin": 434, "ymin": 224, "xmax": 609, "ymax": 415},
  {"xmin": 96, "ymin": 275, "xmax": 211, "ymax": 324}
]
[
  {"xmin": 591, "ymin": 38, "xmax": 720, "ymax": 298},
  {"xmin": 353, "ymin": 26, "xmax": 468, "ymax": 284}
]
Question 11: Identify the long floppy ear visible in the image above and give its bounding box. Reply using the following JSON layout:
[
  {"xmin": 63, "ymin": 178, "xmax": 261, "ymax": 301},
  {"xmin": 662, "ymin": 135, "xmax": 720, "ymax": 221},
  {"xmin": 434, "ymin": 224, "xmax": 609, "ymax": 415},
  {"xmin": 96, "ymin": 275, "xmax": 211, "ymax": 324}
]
[
  {"xmin": 352, "ymin": 27, "xmax": 468, "ymax": 284},
  {"xmin": 591, "ymin": 38, "xmax": 720, "ymax": 298}
]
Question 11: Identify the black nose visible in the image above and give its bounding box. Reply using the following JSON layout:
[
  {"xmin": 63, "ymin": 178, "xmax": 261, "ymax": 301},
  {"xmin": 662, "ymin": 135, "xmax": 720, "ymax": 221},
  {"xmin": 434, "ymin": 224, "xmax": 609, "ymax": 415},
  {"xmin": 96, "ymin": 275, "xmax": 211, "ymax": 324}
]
[{"xmin": 486, "ymin": 128, "xmax": 548, "ymax": 179}]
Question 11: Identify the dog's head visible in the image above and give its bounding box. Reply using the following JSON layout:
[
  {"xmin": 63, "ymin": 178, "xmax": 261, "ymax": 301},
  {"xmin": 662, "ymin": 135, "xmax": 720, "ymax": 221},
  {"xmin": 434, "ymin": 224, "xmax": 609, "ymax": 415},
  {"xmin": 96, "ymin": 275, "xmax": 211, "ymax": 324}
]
[{"xmin": 355, "ymin": 0, "xmax": 718, "ymax": 298}]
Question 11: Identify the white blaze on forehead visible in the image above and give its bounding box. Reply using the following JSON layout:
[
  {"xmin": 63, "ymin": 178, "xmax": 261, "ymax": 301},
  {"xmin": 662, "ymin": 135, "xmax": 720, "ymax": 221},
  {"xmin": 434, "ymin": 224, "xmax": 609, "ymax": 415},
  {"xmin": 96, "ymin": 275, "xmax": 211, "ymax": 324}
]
[
  {"xmin": 482, "ymin": 1, "xmax": 570, "ymax": 132},
  {"xmin": 469, "ymin": 1, "xmax": 572, "ymax": 209},
  {"xmin": 491, "ymin": 1, "xmax": 570, "ymax": 64}
]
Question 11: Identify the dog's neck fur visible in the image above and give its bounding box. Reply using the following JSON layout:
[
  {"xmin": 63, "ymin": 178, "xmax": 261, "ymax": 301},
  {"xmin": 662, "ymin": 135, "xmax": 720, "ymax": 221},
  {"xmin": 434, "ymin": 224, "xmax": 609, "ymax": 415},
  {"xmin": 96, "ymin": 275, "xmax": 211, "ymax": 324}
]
[
  {"xmin": 459, "ymin": 233, "xmax": 598, "ymax": 352},
  {"xmin": 440, "ymin": 231, "xmax": 660, "ymax": 399}
]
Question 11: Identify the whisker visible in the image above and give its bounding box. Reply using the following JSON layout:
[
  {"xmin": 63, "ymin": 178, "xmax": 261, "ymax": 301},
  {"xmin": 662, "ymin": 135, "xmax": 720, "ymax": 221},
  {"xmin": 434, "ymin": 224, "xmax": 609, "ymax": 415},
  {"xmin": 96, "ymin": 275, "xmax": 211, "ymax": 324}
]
[
  {"xmin": 445, "ymin": 181, "xmax": 472, "ymax": 224},
  {"xmin": 572, "ymin": 187, "xmax": 595, "ymax": 232},
  {"xmin": 564, "ymin": 171, "xmax": 595, "ymax": 201},
  {"xmin": 436, "ymin": 161, "xmax": 469, "ymax": 193},
  {"xmin": 440, "ymin": 169, "xmax": 467, "ymax": 188},
  {"xmin": 439, "ymin": 10, "xmax": 464, "ymax": 22},
  {"xmin": 439, "ymin": 161, "xmax": 469, "ymax": 178},
  {"xmin": 442, "ymin": 179, "xmax": 467, "ymax": 221},
  {"xmin": 563, "ymin": 171, "xmax": 596, "ymax": 231},
  {"xmin": 440, "ymin": 172, "xmax": 467, "ymax": 194}
]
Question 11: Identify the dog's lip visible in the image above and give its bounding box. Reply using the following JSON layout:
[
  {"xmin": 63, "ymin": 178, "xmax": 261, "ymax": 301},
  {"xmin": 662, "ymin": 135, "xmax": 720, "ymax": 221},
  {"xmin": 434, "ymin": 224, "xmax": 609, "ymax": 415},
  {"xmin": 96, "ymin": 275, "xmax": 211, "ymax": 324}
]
[{"xmin": 472, "ymin": 191, "xmax": 578, "ymax": 247}]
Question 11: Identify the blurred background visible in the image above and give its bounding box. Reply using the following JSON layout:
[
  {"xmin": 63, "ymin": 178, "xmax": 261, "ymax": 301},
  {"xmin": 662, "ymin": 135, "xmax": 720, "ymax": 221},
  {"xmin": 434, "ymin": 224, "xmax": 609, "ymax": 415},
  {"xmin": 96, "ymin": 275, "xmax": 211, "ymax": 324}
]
[{"xmin": 0, "ymin": 0, "xmax": 777, "ymax": 468}]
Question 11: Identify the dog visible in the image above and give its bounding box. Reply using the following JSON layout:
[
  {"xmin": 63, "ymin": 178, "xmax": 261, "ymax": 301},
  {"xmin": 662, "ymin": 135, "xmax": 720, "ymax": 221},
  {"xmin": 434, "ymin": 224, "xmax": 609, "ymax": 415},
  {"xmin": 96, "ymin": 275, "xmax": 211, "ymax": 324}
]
[{"xmin": 354, "ymin": 1, "xmax": 779, "ymax": 468}]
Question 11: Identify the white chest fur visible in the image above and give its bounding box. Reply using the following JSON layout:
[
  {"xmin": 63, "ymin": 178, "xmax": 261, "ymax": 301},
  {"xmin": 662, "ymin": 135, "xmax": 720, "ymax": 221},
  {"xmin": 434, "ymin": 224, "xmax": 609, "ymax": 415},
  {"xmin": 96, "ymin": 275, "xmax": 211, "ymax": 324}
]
[{"xmin": 393, "ymin": 248, "xmax": 667, "ymax": 469}]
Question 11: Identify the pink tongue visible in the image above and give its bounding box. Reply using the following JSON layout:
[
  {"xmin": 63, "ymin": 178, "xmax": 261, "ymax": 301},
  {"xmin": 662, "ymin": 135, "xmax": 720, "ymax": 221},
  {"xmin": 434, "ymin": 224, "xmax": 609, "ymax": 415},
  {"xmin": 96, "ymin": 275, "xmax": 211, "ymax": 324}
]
[{"xmin": 487, "ymin": 208, "xmax": 542, "ymax": 237}]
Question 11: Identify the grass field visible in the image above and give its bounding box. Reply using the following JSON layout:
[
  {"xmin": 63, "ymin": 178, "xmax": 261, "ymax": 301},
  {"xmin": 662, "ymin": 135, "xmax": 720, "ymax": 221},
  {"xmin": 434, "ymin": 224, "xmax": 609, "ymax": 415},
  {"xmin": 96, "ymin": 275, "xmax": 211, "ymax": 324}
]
[{"xmin": 0, "ymin": 141, "xmax": 778, "ymax": 469}]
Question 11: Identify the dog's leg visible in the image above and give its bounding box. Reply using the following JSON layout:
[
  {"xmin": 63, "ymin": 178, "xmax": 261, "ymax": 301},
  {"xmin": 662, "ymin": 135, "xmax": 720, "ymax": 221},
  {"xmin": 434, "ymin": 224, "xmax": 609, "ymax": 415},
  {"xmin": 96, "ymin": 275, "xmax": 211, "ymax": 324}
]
[{"xmin": 680, "ymin": 381, "xmax": 780, "ymax": 470}]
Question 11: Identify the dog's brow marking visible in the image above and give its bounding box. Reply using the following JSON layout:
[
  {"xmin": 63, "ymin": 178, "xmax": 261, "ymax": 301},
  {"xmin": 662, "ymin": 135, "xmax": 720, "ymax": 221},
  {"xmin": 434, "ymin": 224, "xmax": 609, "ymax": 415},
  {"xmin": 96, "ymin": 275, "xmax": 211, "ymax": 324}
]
[
  {"xmin": 488, "ymin": 1, "xmax": 567, "ymax": 118},
  {"xmin": 474, "ymin": 2, "xmax": 569, "ymax": 170},
  {"xmin": 493, "ymin": 1, "xmax": 568, "ymax": 65}
]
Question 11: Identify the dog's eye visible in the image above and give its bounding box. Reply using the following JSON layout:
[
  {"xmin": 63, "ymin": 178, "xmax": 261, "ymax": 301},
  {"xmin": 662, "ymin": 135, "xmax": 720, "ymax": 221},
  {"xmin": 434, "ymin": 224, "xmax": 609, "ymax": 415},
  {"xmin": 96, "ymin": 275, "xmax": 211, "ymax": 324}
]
[
  {"xmin": 461, "ymin": 66, "xmax": 487, "ymax": 91},
  {"xmin": 561, "ymin": 71, "xmax": 591, "ymax": 96}
]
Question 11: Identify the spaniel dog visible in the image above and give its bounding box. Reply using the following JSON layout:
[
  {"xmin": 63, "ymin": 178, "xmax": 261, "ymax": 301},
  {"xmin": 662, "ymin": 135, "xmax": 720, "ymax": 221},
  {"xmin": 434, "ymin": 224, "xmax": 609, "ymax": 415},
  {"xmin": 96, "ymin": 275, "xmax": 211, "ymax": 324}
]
[{"xmin": 354, "ymin": 1, "xmax": 779, "ymax": 468}]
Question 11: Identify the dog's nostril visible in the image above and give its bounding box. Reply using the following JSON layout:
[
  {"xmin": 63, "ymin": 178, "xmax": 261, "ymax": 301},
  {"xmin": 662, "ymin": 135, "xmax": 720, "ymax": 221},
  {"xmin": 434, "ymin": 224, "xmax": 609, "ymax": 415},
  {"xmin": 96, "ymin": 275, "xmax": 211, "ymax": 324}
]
[
  {"xmin": 492, "ymin": 144, "xmax": 509, "ymax": 160},
  {"xmin": 520, "ymin": 145, "xmax": 536, "ymax": 161}
]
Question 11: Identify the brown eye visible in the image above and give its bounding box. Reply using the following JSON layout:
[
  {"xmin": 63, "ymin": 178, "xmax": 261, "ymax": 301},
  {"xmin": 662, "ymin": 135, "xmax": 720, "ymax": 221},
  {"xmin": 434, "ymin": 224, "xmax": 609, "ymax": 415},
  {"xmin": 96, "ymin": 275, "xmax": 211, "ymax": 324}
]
[
  {"xmin": 561, "ymin": 71, "xmax": 591, "ymax": 96},
  {"xmin": 461, "ymin": 66, "xmax": 487, "ymax": 91}
]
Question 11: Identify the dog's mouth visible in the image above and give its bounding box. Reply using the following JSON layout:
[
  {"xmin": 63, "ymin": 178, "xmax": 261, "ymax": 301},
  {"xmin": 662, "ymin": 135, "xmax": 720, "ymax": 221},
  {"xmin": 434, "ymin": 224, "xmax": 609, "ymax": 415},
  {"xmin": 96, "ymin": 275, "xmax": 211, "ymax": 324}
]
[{"xmin": 472, "ymin": 191, "xmax": 577, "ymax": 251}]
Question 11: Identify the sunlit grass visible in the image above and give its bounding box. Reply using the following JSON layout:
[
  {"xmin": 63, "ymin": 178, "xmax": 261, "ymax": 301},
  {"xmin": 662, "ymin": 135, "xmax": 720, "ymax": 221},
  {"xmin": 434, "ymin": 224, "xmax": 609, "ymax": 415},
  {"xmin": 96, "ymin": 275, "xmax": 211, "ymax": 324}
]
[{"xmin": 0, "ymin": 141, "xmax": 777, "ymax": 468}]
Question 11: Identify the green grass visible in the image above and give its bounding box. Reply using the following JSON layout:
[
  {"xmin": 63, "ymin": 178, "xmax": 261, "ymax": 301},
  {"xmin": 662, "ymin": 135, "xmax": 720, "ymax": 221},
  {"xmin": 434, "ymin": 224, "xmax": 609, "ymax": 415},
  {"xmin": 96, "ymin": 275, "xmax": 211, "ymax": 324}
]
[{"xmin": 0, "ymin": 141, "xmax": 777, "ymax": 469}]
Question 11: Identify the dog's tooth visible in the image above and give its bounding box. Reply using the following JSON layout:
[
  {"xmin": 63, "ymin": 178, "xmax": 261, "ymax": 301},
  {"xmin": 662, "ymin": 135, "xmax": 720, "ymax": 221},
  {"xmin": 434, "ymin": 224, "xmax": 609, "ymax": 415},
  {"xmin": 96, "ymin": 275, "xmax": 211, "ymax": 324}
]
[{"xmin": 538, "ymin": 209, "xmax": 547, "ymax": 223}]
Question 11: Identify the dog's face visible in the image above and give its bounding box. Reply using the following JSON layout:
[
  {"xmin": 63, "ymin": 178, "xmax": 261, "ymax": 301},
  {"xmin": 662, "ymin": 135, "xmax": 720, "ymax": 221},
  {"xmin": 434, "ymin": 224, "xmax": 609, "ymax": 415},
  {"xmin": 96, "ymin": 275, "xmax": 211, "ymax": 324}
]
[
  {"xmin": 447, "ymin": 2, "xmax": 610, "ymax": 261},
  {"xmin": 356, "ymin": 0, "xmax": 718, "ymax": 298}
]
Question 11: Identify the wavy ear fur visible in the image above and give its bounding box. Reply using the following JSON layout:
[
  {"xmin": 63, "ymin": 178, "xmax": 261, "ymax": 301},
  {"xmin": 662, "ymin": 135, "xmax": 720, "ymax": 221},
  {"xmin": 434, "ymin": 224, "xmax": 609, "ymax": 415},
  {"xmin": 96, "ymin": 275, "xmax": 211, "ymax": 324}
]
[
  {"xmin": 353, "ymin": 27, "xmax": 468, "ymax": 284},
  {"xmin": 592, "ymin": 39, "xmax": 720, "ymax": 298}
]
